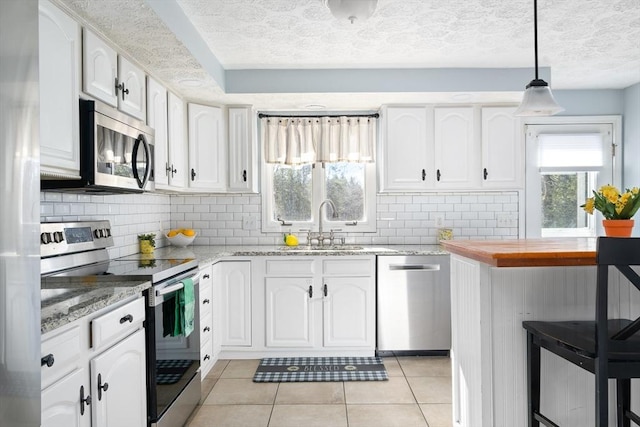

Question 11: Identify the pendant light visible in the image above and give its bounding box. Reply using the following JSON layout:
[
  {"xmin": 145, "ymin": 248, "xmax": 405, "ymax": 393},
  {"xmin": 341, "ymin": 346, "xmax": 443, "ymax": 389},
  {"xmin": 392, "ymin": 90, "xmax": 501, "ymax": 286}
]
[
  {"xmin": 324, "ymin": 0, "xmax": 378, "ymax": 24},
  {"xmin": 514, "ymin": 0, "xmax": 564, "ymax": 116}
]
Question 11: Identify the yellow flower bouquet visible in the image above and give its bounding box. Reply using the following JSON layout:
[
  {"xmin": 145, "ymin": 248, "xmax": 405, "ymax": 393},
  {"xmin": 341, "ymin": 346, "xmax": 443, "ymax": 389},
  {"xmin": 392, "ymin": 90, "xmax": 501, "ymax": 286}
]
[{"xmin": 581, "ymin": 185, "xmax": 640, "ymax": 220}]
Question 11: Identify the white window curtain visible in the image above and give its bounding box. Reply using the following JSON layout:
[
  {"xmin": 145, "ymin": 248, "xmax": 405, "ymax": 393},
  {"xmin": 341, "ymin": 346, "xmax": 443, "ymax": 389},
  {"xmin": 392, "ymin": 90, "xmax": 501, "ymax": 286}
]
[{"xmin": 261, "ymin": 115, "xmax": 377, "ymax": 165}]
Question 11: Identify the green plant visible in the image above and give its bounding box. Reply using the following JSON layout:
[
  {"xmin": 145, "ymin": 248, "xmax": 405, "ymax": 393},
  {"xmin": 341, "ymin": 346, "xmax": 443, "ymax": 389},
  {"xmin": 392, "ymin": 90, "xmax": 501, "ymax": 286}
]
[
  {"xmin": 581, "ymin": 185, "xmax": 640, "ymax": 220},
  {"xmin": 137, "ymin": 233, "xmax": 156, "ymax": 247}
]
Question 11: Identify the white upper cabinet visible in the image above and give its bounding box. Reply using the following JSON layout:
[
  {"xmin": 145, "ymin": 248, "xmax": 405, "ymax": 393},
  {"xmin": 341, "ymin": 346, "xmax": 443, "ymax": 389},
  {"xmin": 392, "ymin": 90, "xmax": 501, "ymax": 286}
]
[
  {"xmin": 147, "ymin": 77, "xmax": 169, "ymax": 187},
  {"xmin": 380, "ymin": 106, "xmax": 432, "ymax": 191},
  {"xmin": 82, "ymin": 29, "xmax": 117, "ymax": 106},
  {"xmin": 167, "ymin": 92, "xmax": 187, "ymax": 188},
  {"xmin": 39, "ymin": 0, "xmax": 81, "ymax": 179},
  {"xmin": 188, "ymin": 103, "xmax": 226, "ymax": 191},
  {"xmin": 116, "ymin": 56, "xmax": 146, "ymax": 120},
  {"xmin": 481, "ymin": 107, "xmax": 523, "ymax": 188},
  {"xmin": 434, "ymin": 107, "xmax": 479, "ymax": 189},
  {"xmin": 83, "ymin": 28, "xmax": 146, "ymax": 121},
  {"xmin": 228, "ymin": 107, "xmax": 258, "ymax": 193}
]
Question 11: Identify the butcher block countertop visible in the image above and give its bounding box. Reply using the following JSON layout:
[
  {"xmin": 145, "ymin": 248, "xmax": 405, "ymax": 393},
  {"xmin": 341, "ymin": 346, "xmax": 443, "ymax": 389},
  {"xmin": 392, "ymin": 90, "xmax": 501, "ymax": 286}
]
[{"xmin": 440, "ymin": 238, "xmax": 597, "ymax": 267}]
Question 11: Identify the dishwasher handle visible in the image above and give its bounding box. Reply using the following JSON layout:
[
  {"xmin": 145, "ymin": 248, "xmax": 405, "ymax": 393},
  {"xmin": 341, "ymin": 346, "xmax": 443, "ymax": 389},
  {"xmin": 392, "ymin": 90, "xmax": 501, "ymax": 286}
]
[{"xmin": 388, "ymin": 264, "xmax": 440, "ymax": 271}]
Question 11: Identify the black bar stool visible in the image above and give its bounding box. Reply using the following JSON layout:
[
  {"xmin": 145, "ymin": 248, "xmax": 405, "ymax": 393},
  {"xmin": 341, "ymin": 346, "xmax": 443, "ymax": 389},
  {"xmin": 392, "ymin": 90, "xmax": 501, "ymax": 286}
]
[{"xmin": 523, "ymin": 237, "xmax": 640, "ymax": 427}]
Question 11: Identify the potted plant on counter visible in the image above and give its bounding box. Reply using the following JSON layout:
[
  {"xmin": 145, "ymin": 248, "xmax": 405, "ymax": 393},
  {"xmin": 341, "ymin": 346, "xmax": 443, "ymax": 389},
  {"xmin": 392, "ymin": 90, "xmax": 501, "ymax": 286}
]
[
  {"xmin": 138, "ymin": 233, "xmax": 156, "ymax": 254},
  {"xmin": 581, "ymin": 185, "xmax": 640, "ymax": 237}
]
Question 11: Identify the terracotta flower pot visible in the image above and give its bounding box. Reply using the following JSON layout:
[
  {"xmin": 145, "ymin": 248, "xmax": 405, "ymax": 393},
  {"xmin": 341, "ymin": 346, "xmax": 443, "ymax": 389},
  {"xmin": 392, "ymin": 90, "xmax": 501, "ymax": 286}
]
[{"xmin": 602, "ymin": 219, "xmax": 635, "ymax": 237}]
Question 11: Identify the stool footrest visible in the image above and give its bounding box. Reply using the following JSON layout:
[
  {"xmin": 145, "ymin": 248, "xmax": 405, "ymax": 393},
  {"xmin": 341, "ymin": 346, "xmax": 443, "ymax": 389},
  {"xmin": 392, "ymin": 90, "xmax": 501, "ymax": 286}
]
[{"xmin": 534, "ymin": 411, "xmax": 560, "ymax": 427}]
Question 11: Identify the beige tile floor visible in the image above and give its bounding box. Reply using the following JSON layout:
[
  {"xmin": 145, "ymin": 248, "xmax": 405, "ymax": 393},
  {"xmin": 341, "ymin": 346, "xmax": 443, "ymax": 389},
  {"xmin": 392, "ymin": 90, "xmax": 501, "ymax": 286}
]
[{"xmin": 186, "ymin": 356, "xmax": 453, "ymax": 427}]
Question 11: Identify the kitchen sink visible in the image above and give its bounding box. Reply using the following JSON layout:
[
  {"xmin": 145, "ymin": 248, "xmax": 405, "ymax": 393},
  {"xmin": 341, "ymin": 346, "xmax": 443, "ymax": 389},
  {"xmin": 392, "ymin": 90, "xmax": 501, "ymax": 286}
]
[{"xmin": 279, "ymin": 245, "xmax": 364, "ymax": 251}]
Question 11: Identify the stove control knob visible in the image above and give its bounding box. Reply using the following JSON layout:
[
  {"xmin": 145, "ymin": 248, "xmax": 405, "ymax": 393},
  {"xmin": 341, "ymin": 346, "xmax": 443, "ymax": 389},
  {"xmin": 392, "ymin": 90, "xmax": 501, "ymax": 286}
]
[
  {"xmin": 53, "ymin": 231, "xmax": 64, "ymax": 243},
  {"xmin": 105, "ymin": 228, "xmax": 112, "ymax": 237},
  {"xmin": 93, "ymin": 229, "xmax": 100, "ymax": 238},
  {"xmin": 40, "ymin": 232, "xmax": 52, "ymax": 244}
]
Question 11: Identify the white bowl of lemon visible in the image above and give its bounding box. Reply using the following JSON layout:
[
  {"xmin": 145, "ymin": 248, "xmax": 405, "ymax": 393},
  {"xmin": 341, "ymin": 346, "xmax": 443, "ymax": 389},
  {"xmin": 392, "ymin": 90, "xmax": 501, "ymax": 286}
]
[{"xmin": 165, "ymin": 229, "xmax": 197, "ymax": 247}]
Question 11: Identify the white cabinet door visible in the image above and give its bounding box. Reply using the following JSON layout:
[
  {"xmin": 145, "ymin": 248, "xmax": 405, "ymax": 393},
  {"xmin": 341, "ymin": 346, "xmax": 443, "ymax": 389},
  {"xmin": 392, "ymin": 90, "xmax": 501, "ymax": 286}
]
[
  {"xmin": 228, "ymin": 107, "xmax": 257, "ymax": 192},
  {"xmin": 117, "ymin": 56, "xmax": 145, "ymax": 121},
  {"xmin": 219, "ymin": 261, "xmax": 252, "ymax": 347},
  {"xmin": 188, "ymin": 103, "xmax": 226, "ymax": 190},
  {"xmin": 265, "ymin": 277, "xmax": 317, "ymax": 348},
  {"xmin": 323, "ymin": 277, "xmax": 375, "ymax": 348},
  {"xmin": 481, "ymin": 107, "xmax": 523, "ymax": 188},
  {"xmin": 434, "ymin": 107, "xmax": 479, "ymax": 189},
  {"xmin": 39, "ymin": 0, "xmax": 81, "ymax": 179},
  {"xmin": 167, "ymin": 92, "xmax": 187, "ymax": 188},
  {"xmin": 147, "ymin": 77, "xmax": 169, "ymax": 187},
  {"xmin": 380, "ymin": 106, "xmax": 431, "ymax": 191},
  {"xmin": 82, "ymin": 29, "xmax": 117, "ymax": 106},
  {"xmin": 90, "ymin": 329, "xmax": 146, "ymax": 427},
  {"xmin": 41, "ymin": 368, "xmax": 91, "ymax": 427}
]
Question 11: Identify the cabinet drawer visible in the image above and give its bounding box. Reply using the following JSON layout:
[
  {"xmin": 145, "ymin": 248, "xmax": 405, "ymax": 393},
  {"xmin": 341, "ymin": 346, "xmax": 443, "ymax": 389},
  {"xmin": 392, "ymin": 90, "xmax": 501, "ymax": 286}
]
[
  {"xmin": 41, "ymin": 325, "xmax": 81, "ymax": 389},
  {"xmin": 266, "ymin": 259, "xmax": 314, "ymax": 276},
  {"xmin": 322, "ymin": 258, "xmax": 374, "ymax": 276},
  {"xmin": 200, "ymin": 281, "xmax": 213, "ymax": 309},
  {"xmin": 91, "ymin": 297, "xmax": 145, "ymax": 350},
  {"xmin": 200, "ymin": 311, "xmax": 212, "ymax": 345}
]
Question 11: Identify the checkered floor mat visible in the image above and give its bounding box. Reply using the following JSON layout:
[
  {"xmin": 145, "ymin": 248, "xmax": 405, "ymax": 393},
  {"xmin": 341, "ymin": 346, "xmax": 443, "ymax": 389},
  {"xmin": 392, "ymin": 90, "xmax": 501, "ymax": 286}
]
[
  {"xmin": 253, "ymin": 357, "xmax": 388, "ymax": 382},
  {"xmin": 156, "ymin": 359, "xmax": 193, "ymax": 385}
]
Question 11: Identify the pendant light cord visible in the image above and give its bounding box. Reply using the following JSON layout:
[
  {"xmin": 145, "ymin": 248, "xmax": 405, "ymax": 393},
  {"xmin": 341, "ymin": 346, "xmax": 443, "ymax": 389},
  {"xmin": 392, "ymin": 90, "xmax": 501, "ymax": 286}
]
[{"xmin": 534, "ymin": 0, "xmax": 539, "ymax": 80}]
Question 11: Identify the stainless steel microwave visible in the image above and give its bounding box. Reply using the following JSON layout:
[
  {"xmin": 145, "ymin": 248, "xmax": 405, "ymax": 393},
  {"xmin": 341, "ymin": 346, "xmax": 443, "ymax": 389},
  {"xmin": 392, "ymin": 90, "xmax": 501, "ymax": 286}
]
[{"xmin": 42, "ymin": 99, "xmax": 155, "ymax": 193}]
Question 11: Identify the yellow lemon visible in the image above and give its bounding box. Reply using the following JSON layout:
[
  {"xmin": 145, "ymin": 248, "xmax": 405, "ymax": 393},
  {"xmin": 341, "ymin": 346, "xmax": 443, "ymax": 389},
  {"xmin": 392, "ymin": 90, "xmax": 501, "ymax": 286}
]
[
  {"xmin": 167, "ymin": 230, "xmax": 179, "ymax": 238},
  {"xmin": 182, "ymin": 229, "xmax": 196, "ymax": 237},
  {"xmin": 285, "ymin": 234, "xmax": 298, "ymax": 246}
]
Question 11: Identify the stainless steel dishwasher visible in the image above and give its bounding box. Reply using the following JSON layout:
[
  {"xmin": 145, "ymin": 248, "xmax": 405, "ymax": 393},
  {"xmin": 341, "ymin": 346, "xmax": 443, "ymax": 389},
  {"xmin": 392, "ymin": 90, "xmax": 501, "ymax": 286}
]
[{"xmin": 376, "ymin": 255, "xmax": 451, "ymax": 355}]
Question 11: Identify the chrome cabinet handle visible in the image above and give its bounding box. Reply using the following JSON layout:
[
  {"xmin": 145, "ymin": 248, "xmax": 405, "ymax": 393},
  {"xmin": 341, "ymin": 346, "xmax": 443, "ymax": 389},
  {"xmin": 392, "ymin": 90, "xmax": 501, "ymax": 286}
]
[{"xmin": 389, "ymin": 264, "xmax": 441, "ymax": 271}]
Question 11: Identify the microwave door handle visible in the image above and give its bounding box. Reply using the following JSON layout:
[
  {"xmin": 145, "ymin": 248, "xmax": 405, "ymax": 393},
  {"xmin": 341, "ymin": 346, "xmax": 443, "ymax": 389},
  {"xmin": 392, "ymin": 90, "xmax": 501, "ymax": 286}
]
[{"xmin": 132, "ymin": 134, "xmax": 151, "ymax": 189}]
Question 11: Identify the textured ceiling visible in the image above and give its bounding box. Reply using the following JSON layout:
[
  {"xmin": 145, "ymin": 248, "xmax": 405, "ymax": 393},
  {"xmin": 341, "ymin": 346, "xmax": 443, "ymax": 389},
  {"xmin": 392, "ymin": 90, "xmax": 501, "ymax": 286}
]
[{"xmin": 56, "ymin": 0, "xmax": 639, "ymax": 109}]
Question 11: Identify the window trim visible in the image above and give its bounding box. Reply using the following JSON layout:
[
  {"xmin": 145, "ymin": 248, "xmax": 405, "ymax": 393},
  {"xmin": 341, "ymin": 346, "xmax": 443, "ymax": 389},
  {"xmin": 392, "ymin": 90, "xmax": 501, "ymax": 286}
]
[
  {"xmin": 261, "ymin": 162, "xmax": 377, "ymax": 233},
  {"xmin": 523, "ymin": 115, "xmax": 622, "ymax": 238}
]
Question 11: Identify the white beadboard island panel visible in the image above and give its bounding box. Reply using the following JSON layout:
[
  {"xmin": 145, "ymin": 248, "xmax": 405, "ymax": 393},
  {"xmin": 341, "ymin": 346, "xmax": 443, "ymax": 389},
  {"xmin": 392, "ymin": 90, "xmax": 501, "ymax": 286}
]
[{"xmin": 450, "ymin": 253, "xmax": 640, "ymax": 427}]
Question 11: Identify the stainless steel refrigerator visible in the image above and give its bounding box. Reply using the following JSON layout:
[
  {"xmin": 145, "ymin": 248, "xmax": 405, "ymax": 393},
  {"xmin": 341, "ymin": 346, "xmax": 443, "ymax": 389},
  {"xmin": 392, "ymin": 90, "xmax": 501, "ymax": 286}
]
[{"xmin": 0, "ymin": 1, "xmax": 41, "ymax": 426}]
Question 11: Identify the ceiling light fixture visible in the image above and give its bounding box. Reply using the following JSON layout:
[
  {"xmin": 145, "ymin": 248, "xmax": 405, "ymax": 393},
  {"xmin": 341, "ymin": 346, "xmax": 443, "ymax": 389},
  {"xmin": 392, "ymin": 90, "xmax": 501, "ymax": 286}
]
[
  {"xmin": 514, "ymin": 0, "xmax": 564, "ymax": 117},
  {"xmin": 324, "ymin": 0, "xmax": 378, "ymax": 24}
]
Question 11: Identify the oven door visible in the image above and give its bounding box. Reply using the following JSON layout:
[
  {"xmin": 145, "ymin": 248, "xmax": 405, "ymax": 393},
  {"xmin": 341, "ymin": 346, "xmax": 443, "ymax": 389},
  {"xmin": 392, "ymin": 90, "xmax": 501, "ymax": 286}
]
[{"xmin": 146, "ymin": 268, "xmax": 200, "ymax": 425}]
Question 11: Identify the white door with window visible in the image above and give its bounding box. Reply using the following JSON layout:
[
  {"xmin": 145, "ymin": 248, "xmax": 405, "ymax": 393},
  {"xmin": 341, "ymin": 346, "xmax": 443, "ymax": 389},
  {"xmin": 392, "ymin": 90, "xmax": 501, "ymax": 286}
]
[{"xmin": 524, "ymin": 118, "xmax": 621, "ymax": 238}]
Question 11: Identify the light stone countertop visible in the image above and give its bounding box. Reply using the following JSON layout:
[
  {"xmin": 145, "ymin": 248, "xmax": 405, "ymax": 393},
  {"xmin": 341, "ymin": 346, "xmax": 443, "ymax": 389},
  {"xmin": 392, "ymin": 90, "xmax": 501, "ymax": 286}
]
[
  {"xmin": 41, "ymin": 244, "xmax": 449, "ymax": 334},
  {"xmin": 41, "ymin": 277, "xmax": 151, "ymax": 334}
]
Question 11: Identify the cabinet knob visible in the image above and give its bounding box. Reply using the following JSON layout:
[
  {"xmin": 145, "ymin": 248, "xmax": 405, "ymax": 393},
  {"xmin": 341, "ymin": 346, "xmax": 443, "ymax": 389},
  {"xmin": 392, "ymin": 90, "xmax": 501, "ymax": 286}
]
[
  {"xmin": 483, "ymin": 168, "xmax": 488, "ymax": 180},
  {"xmin": 203, "ymin": 326, "xmax": 211, "ymax": 332},
  {"xmin": 191, "ymin": 168, "xmax": 197, "ymax": 181},
  {"xmin": 203, "ymin": 274, "xmax": 210, "ymax": 279},
  {"xmin": 97, "ymin": 373, "xmax": 109, "ymax": 401},
  {"xmin": 80, "ymin": 385, "xmax": 91, "ymax": 416},
  {"xmin": 204, "ymin": 354, "xmax": 211, "ymax": 361},
  {"xmin": 41, "ymin": 354, "xmax": 55, "ymax": 368},
  {"xmin": 119, "ymin": 314, "xmax": 133, "ymax": 324},
  {"xmin": 203, "ymin": 299, "xmax": 210, "ymax": 304}
]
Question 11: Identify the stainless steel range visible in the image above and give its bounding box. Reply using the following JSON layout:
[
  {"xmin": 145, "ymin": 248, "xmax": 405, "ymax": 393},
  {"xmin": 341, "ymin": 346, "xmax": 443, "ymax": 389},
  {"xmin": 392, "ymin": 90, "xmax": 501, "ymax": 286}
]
[{"xmin": 40, "ymin": 221, "xmax": 202, "ymax": 427}]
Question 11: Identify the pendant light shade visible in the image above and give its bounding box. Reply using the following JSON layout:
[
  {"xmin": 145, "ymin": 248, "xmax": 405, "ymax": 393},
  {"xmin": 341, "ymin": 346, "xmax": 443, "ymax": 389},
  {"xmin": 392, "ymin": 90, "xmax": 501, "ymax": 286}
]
[
  {"xmin": 514, "ymin": 0, "xmax": 564, "ymax": 117},
  {"xmin": 324, "ymin": 0, "xmax": 378, "ymax": 24}
]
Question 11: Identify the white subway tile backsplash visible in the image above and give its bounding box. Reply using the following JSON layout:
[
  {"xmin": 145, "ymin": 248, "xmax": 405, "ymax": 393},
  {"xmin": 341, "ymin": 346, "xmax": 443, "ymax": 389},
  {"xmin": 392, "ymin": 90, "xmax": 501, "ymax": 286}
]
[{"xmin": 41, "ymin": 190, "xmax": 519, "ymax": 248}]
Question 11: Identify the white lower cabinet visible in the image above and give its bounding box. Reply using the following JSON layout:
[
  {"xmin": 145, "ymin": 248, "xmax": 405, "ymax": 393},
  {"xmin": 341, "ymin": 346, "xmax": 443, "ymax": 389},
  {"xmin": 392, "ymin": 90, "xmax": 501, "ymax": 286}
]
[
  {"xmin": 258, "ymin": 256, "xmax": 376, "ymax": 356},
  {"xmin": 90, "ymin": 329, "xmax": 146, "ymax": 427},
  {"xmin": 41, "ymin": 296, "xmax": 146, "ymax": 427},
  {"xmin": 219, "ymin": 261, "xmax": 252, "ymax": 347},
  {"xmin": 199, "ymin": 263, "xmax": 215, "ymax": 377}
]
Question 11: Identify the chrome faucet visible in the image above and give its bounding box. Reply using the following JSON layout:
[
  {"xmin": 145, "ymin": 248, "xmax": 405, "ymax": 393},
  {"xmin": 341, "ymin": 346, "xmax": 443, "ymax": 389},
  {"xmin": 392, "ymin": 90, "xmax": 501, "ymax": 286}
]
[{"xmin": 318, "ymin": 199, "xmax": 338, "ymax": 239}]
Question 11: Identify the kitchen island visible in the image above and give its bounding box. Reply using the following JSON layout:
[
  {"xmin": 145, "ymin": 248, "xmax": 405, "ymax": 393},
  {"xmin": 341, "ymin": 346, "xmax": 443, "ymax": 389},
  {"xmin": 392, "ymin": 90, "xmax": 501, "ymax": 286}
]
[{"xmin": 440, "ymin": 238, "xmax": 639, "ymax": 427}]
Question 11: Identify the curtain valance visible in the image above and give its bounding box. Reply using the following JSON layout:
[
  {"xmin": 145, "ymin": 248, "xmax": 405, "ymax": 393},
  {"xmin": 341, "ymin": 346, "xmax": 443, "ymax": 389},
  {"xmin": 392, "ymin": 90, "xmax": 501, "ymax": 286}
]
[{"xmin": 261, "ymin": 115, "xmax": 377, "ymax": 165}]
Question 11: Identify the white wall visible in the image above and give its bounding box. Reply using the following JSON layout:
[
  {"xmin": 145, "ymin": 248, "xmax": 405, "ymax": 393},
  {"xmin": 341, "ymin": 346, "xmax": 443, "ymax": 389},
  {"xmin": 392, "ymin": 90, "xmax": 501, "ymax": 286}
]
[{"xmin": 623, "ymin": 83, "xmax": 640, "ymax": 236}]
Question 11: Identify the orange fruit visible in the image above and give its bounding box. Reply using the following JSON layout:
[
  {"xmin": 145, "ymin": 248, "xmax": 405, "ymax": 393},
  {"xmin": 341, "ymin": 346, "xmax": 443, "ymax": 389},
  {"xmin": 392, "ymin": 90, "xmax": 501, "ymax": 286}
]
[
  {"xmin": 182, "ymin": 229, "xmax": 196, "ymax": 237},
  {"xmin": 167, "ymin": 230, "xmax": 179, "ymax": 237}
]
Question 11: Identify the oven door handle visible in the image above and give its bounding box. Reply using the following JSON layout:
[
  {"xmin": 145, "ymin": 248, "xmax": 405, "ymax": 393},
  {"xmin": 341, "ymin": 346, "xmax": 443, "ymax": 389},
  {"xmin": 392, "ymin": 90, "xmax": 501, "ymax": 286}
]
[{"xmin": 155, "ymin": 282, "xmax": 184, "ymax": 297}]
